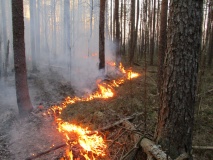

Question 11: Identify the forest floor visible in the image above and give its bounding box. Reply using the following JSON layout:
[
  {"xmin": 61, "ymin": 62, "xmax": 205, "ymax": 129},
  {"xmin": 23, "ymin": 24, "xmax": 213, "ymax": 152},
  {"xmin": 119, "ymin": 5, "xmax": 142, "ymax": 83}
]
[{"xmin": 0, "ymin": 64, "xmax": 212, "ymax": 160}]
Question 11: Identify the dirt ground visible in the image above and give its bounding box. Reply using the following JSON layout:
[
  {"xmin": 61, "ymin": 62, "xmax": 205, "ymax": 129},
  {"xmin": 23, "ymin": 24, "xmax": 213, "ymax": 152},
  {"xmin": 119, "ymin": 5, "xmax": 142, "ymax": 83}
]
[{"xmin": 0, "ymin": 65, "xmax": 212, "ymax": 160}]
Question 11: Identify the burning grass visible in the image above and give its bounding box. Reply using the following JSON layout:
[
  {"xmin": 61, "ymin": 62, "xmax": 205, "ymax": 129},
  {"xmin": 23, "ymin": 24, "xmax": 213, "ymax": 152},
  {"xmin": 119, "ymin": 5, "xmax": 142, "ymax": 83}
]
[
  {"xmin": 2, "ymin": 63, "xmax": 211, "ymax": 160},
  {"xmin": 43, "ymin": 62, "xmax": 142, "ymax": 159}
]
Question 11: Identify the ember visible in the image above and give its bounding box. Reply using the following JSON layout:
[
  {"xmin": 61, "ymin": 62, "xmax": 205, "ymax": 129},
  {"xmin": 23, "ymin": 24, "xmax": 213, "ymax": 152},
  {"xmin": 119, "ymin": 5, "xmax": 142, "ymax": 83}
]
[{"xmin": 45, "ymin": 62, "xmax": 139, "ymax": 159}]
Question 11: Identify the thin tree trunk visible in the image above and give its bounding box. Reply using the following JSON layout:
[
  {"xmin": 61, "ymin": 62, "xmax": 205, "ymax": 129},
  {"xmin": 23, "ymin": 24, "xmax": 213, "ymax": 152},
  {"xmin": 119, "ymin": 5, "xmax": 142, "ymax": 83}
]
[
  {"xmin": 90, "ymin": 0, "xmax": 93, "ymax": 39},
  {"xmin": 129, "ymin": 0, "xmax": 136, "ymax": 64},
  {"xmin": 207, "ymin": 2, "xmax": 213, "ymax": 68},
  {"xmin": 150, "ymin": 0, "xmax": 156, "ymax": 65},
  {"xmin": 155, "ymin": 0, "xmax": 160, "ymax": 55},
  {"xmin": 0, "ymin": 37, "xmax": 1, "ymax": 78},
  {"xmin": 110, "ymin": 0, "xmax": 113, "ymax": 40},
  {"xmin": 12, "ymin": 0, "xmax": 33, "ymax": 116},
  {"xmin": 35, "ymin": 0, "xmax": 41, "ymax": 63},
  {"xmin": 99, "ymin": 0, "xmax": 106, "ymax": 70},
  {"xmin": 115, "ymin": 0, "xmax": 120, "ymax": 64},
  {"xmin": 44, "ymin": 2, "xmax": 50, "ymax": 67},
  {"xmin": 4, "ymin": 40, "xmax": 9, "ymax": 78},
  {"xmin": 155, "ymin": 0, "xmax": 203, "ymax": 159},
  {"xmin": 51, "ymin": 0, "xmax": 57, "ymax": 58},
  {"xmin": 134, "ymin": 0, "xmax": 140, "ymax": 62},
  {"xmin": 123, "ymin": 0, "xmax": 126, "ymax": 55},
  {"xmin": 120, "ymin": 1, "xmax": 123, "ymax": 50},
  {"xmin": 1, "ymin": 0, "xmax": 8, "ymax": 77},
  {"xmin": 30, "ymin": 0, "xmax": 37, "ymax": 71}
]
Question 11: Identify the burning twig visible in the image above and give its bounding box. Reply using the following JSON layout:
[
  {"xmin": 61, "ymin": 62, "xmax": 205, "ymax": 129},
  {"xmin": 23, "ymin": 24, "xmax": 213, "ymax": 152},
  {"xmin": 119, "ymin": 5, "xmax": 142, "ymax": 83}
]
[{"xmin": 25, "ymin": 143, "xmax": 67, "ymax": 160}]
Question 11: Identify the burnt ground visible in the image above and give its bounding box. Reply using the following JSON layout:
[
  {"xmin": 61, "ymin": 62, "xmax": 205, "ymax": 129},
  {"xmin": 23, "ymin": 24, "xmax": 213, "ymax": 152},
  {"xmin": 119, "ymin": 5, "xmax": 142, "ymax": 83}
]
[{"xmin": 0, "ymin": 65, "xmax": 212, "ymax": 160}]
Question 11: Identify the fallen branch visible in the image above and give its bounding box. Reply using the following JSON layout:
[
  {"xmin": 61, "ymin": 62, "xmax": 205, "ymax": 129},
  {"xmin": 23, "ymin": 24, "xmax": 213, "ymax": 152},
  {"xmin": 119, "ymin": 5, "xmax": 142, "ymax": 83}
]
[
  {"xmin": 192, "ymin": 146, "xmax": 213, "ymax": 150},
  {"xmin": 140, "ymin": 138, "xmax": 172, "ymax": 160},
  {"xmin": 140, "ymin": 138, "xmax": 189, "ymax": 160},
  {"xmin": 122, "ymin": 120, "xmax": 141, "ymax": 143},
  {"xmin": 120, "ymin": 121, "xmax": 144, "ymax": 160},
  {"xmin": 25, "ymin": 143, "xmax": 67, "ymax": 160},
  {"xmin": 133, "ymin": 62, "xmax": 141, "ymax": 66},
  {"xmin": 99, "ymin": 112, "xmax": 143, "ymax": 131},
  {"xmin": 120, "ymin": 136, "xmax": 144, "ymax": 160}
]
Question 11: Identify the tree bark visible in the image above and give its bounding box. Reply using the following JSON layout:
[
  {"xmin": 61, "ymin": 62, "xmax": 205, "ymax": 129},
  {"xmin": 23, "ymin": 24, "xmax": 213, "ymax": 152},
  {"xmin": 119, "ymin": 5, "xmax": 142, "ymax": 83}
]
[
  {"xmin": 99, "ymin": 0, "xmax": 106, "ymax": 70},
  {"xmin": 155, "ymin": 0, "xmax": 203, "ymax": 159},
  {"xmin": 157, "ymin": 0, "xmax": 168, "ymax": 93},
  {"xmin": 12, "ymin": 0, "xmax": 33, "ymax": 116}
]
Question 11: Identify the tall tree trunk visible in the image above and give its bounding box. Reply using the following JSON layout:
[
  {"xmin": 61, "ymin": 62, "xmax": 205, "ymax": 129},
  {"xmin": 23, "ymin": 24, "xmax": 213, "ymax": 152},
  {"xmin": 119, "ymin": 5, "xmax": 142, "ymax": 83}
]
[
  {"xmin": 155, "ymin": 0, "xmax": 161, "ymax": 55},
  {"xmin": 155, "ymin": 0, "xmax": 203, "ymax": 159},
  {"xmin": 12, "ymin": 0, "xmax": 33, "ymax": 116},
  {"xmin": 51, "ymin": 0, "xmax": 57, "ymax": 58},
  {"xmin": 110, "ymin": 0, "xmax": 113, "ymax": 40},
  {"xmin": 134, "ymin": 0, "xmax": 140, "ymax": 61},
  {"xmin": 123, "ymin": 0, "xmax": 126, "ymax": 55},
  {"xmin": 157, "ymin": 0, "xmax": 168, "ymax": 93},
  {"xmin": 150, "ymin": 0, "xmax": 156, "ymax": 65},
  {"xmin": 4, "ymin": 40, "xmax": 9, "ymax": 78},
  {"xmin": 115, "ymin": 0, "xmax": 120, "ymax": 64},
  {"xmin": 90, "ymin": 0, "xmax": 93, "ymax": 39},
  {"xmin": 30, "ymin": 0, "xmax": 37, "ymax": 71},
  {"xmin": 35, "ymin": 0, "xmax": 41, "ymax": 62},
  {"xmin": 207, "ymin": 2, "xmax": 213, "ymax": 68},
  {"xmin": 120, "ymin": 1, "xmax": 123, "ymax": 51},
  {"xmin": 99, "ymin": 0, "xmax": 106, "ymax": 70},
  {"xmin": 88, "ymin": 0, "xmax": 93, "ymax": 56},
  {"xmin": 0, "ymin": 37, "xmax": 1, "ymax": 78},
  {"xmin": 44, "ymin": 1, "xmax": 50, "ymax": 67},
  {"xmin": 64, "ymin": 0, "xmax": 71, "ymax": 67},
  {"xmin": 129, "ymin": 0, "xmax": 135, "ymax": 64},
  {"xmin": 1, "ymin": 0, "xmax": 8, "ymax": 78}
]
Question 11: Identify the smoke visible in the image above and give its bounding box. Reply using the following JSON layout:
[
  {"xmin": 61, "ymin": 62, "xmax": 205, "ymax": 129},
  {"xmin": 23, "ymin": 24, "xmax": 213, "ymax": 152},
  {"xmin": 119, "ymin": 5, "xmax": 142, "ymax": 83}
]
[
  {"xmin": 19, "ymin": 0, "xmax": 117, "ymax": 94},
  {"xmin": 0, "ymin": 1, "xmax": 120, "ymax": 159}
]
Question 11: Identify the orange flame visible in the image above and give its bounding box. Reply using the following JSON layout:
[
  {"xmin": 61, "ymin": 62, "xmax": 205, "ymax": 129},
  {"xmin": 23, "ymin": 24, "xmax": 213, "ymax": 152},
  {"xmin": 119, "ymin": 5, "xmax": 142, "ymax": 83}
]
[{"xmin": 46, "ymin": 62, "xmax": 140, "ymax": 159}]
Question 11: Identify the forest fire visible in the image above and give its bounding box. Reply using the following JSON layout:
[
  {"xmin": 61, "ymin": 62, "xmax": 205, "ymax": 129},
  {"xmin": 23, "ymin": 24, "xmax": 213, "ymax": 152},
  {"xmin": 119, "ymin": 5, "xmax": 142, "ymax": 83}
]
[{"xmin": 45, "ymin": 62, "xmax": 139, "ymax": 159}]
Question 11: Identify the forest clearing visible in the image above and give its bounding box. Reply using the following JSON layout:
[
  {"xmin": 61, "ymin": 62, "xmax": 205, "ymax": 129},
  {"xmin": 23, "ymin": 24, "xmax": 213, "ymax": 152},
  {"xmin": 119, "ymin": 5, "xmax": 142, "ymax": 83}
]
[{"xmin": 0, "ymin": 0, "xmax": 213, "ymax": 160}]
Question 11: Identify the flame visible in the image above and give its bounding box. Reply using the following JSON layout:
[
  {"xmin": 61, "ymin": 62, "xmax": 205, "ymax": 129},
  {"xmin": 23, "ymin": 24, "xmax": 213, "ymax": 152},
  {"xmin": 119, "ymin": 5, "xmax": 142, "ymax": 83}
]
[{"xmin": 46, "ymin": 62, "xmax": 139, "ymax": 159}]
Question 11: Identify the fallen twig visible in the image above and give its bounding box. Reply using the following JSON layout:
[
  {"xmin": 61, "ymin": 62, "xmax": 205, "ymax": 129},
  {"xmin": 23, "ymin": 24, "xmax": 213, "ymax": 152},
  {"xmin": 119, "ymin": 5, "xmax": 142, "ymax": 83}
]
[
  {"xmin": 120, "ymin": 136, "xmax": 144, "ymax": 160},
  {"xmin": 99, "ymin": 112, "xmax": 143, "ymax": 131},
  {"xmin": 192, "ymin": 146, "xmax": 213, "ymax": 150},
  {"xmin": 197, "ymin": 88, "xmax": 213, "ymax": 97},
  {"xmin": 25, "ymin": 143, "xmax": 67, "ymax": 160}
]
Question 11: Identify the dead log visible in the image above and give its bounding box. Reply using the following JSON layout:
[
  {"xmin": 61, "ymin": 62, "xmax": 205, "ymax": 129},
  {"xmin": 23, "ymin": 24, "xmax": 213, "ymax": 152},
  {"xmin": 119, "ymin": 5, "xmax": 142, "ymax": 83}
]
[{"xmin": 140, "ymin": 138, "xmax": 172, "ymax": 160}]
